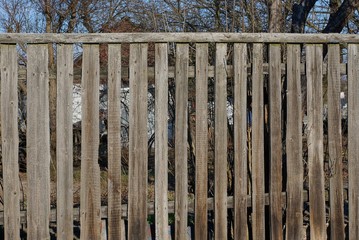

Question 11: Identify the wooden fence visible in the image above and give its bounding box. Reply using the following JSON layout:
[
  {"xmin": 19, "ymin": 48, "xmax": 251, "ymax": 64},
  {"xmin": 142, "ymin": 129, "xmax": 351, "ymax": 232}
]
[{"xmin": 0, "ymin": 33, "xmax": 358, "ymax": 239}]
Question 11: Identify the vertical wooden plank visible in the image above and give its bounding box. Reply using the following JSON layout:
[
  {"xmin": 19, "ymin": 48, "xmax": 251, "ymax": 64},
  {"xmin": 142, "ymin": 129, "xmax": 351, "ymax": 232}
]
[
  {"xmin": 195, "ymin": 43, "xmax": 208, "ymax": 240},
  {"xmin": 108, "ymin": 44, "xmax": 122, "ymax": 240},
  {"xmin": 56, "ymin": 44, "xmax": 74, "ymax": 240},
  {"xmin": 348, "ymin": 43, "xmax": 359, "ymax": 239},
  {"xmin": 26, "ymin": 44, "xmax": 50, "ymax": 240},
  {"xmin": 121, "ymin": 220, "xmax": 126, "ymax": 240},
  {"xmin": 155, "ymin": 43, "xmax": 169, "ymax": 240},
  {"xmin": 128, "ymin": 43, "xmax": 148, "ymax": 240},
  {"xmin": 175, "ymin": 43, "xmax": 189, "ymax": 240},
  {"xmin": 306, "ymin": 44, "xmax": 326, "ymax": 240},
  {"xmin": 327, "ymin": 44, "xmax": 345, "ymax": 240},
  {"xmin": 252, "ymin": 43, "xmax": 265, "ymax": 240},
  {"xmin": 285, "ymin": 44, "xmax": 303, "ymax": 240},
  {"xmin": 233, "ymin": 43, "xmax": 248, "ymax": 240},
  {"xmin": 269, "ymin": 44, "xmax": 282, "ymax": 240},
  {"xmin": 215, "ymin": 43, "xmax": 228, "ymax": 240},
  {"xmin": 0, "ymin": 44, "xmax": 21, "ymax": 240},
  {"xmin": 80, "ymin": 44, "xmax": 101, "ymax": 240}
]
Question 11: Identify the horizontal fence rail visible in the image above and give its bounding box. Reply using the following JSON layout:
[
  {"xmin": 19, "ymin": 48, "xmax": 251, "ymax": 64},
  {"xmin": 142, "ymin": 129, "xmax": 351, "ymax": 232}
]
[
  {"xmin": 0, "ymin": 33, "xmax": 357, "ymax": 240},
  {"xmin": 1, "ymin": 32, "xmax": 359, "ymax": 43}
]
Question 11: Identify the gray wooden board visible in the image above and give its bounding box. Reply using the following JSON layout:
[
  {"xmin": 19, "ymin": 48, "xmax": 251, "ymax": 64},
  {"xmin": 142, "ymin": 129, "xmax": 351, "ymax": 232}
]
[
  {"xmin": 251, "ymin": 43, "xmax": 265, "ymax": 240},
  {"xmin": 80, "ymin": 44, "xmax": 101, "ymax": 240},
  {"xmin": 56, "ymin": 44, "xmax": 74, "ymax": 240},
  {"xmin": 327, "ymin": 44, "xmax": 345, "ymax": 240},
  {"xmin": 2, "ymin": 33, "xmax": 359, "ymax": 43},
  {"xmin": 0, "ymin": 44, "xmax": 21, "ymax": 240},
  {"xmin": 214, "ymin": 43, "xmax": 228, "ymax": 240},
  {"xmin": 26, "ymin": 44, "xmax": 50, "ymax": 240},
  {"xmin": 175, "ymin": 43, "xmax": 189, "ymax": 240},
  {"xmin": 306, "ymin": 44, "xmax": 326, "ymax": 240},
  {"xmin": 269, "ymin": 44, "xmax": 283, "ymax": 240},
  {"xmin": 348, "ymin": 44, "xmax": 359, "ymax": 239},
  {"xmin": 107, "ymin": 44, "xmax": 122, "ymax": 240},
  {"xmin": 285, "ymin": 44, "xmax": 304, "ymax": 240},
  {"xmin": 195, "ymin": 43, "xmax": 209, "ymax": 240},
  {"xmin": 155, "ymin": 43, "xmax": 169, "ymax": 240},
  {"xmin": 233, "ymin": 43, "xmax": 248, "ymax": 240},
  {"xmin": 128, "ymin": 43, "xmax": 148, "ymax": 240}
]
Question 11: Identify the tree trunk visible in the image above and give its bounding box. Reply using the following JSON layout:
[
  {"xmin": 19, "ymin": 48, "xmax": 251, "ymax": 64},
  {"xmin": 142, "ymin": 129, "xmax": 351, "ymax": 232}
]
[
  {"xmin": 269, "ymin": 0, "xmax": 282, "ymax": 33},
  {"xmin": 291, "ymin": 0, "xmax": 318, "ymax": 33}
]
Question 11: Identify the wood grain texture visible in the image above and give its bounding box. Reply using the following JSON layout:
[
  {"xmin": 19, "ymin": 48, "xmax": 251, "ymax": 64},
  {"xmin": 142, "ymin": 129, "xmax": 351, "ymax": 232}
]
[
  {"xmin": 2, "ymin": 34, "xmax": 355, "ymax": 240},
  {"xmin": 327, "ymin": 44, "xmax": 345, "ymax": 240},
  {"xmin": 2, "ymin": 33, "xmax": 359, "ymax": 44},
  {"xmin": 56, "ymin": 44, "xmax": 74, "ymax": 240},
  {"xmin": 214, "ymin": 43, "xmax": 228, "ymax": 240},
  {"xmin": 26, "ymin": 44, "xmax": 50, "ymax": 240},
  {"xmin": 107, "ymin": 44, "xmax": 122, "ymax": 240},
  {"xmin": 155, "ymin": 43, "xmax": 169, "ymax": 240},
  {"xmin": 175, "ymin": 43, "xmax": 189, "ymax": 240},
  {"xmin": 80, "ymin": 44, "xmax": 101, "ymax": 240},
  {"xmin": 285, "ymin": 44, "xmax": 303, "ymax": 240},
  {"xmin": 269, "ymin": 44, "xmax": 283, "ymax": 240},
  {"xmin": 0, "ymin": 44, "xmax": 20, "ymax": 240},
  {"xmin": 128, "ymin": 43, "xmax": 148, "ymax": 240},
  {"xmin": 195, "ymin": 43, "xmax": 209, "ymax": 240},
  {"xmin": 306, "ymin": 44, "xmax": 326, "ymax": 240},
  {"xmin": 252, "ymin": 43, "xmax": 265, "ymax": 240},
  {"xmin": 233, "ymin": 43, "xmax": 248, "ymax": 240},
  {"xmin": 348, "ymin": 44, "xmax": 359, "ymax": 239}
]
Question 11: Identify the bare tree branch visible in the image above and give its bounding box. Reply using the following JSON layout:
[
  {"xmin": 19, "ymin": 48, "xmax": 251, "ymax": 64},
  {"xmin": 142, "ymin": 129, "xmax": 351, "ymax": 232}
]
[{"xmin": 323, "ymin": 0, "xmax": 359, "ymax": 33}]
